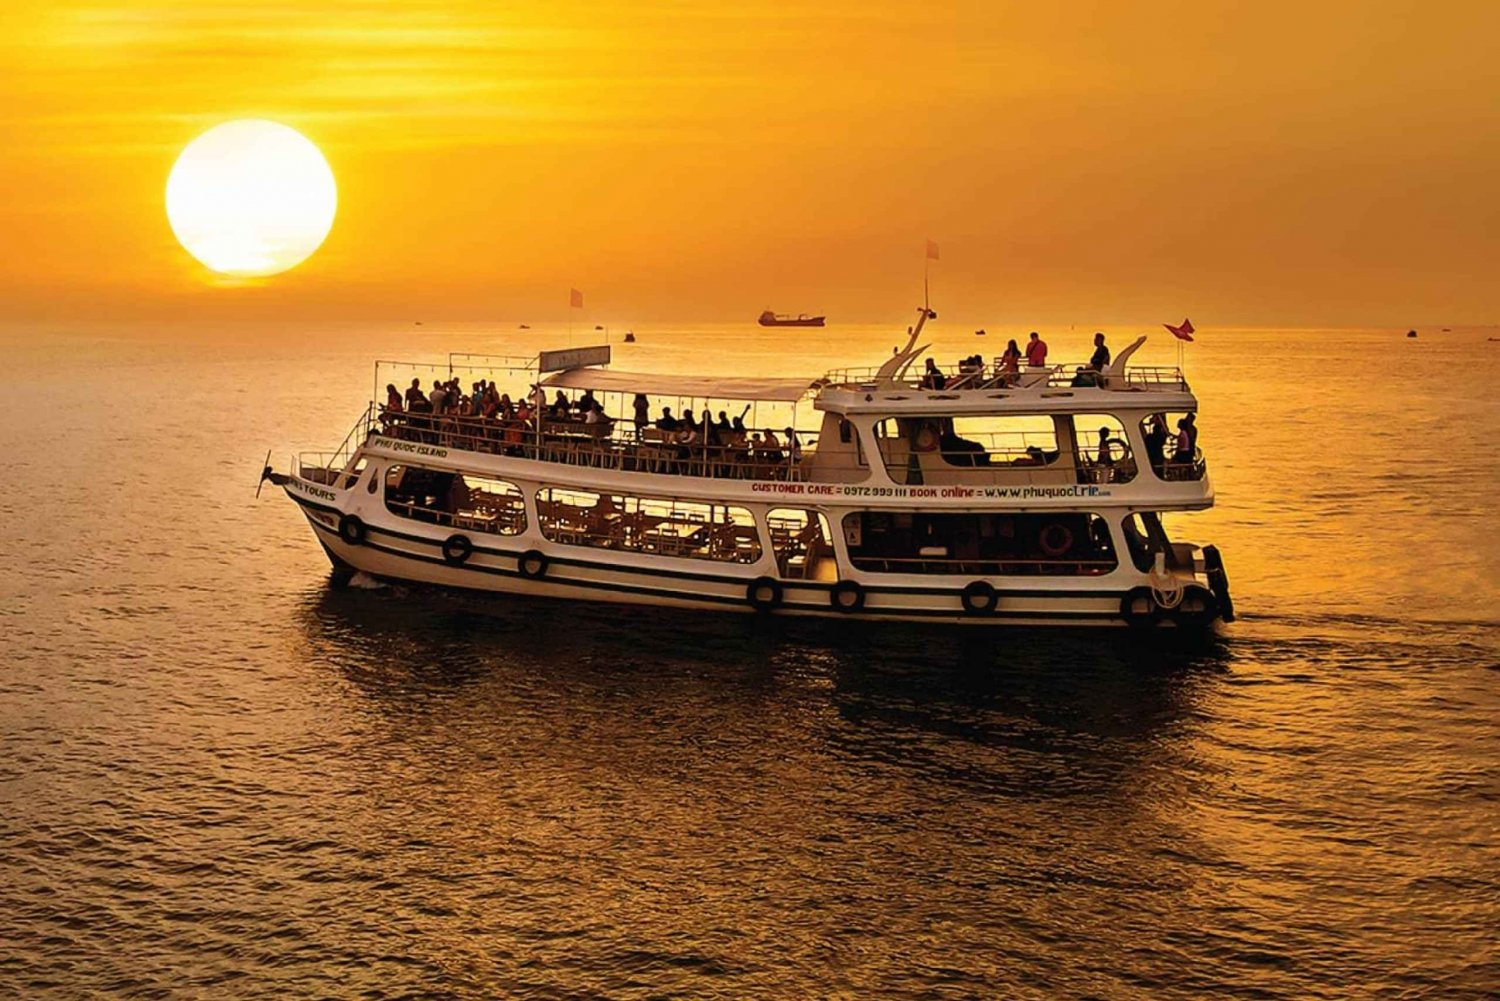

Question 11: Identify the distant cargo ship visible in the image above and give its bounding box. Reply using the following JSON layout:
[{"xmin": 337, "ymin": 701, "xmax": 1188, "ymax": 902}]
[{"xmin": 758, "ymin": 310, "xmax": 825, "ymax": 327}]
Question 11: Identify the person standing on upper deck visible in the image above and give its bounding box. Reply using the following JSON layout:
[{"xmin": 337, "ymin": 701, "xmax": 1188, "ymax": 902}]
[
  {"xmin": 405, "ymin": 378, "xmax": 428, "ymax": 411},
  {"xmin": 1025, "ymin": 332, "xmax": 1048, "ymax": 367},
  {"xmin": 1090, "ymin": 333, "xmax": 1111, "ymax": 372},
  {"xmin": 1000, "ymin": 340, "xmax": 1022, "ymax": 384}
]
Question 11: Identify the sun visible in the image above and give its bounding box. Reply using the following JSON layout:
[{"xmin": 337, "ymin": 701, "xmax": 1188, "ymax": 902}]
[{"xmin": 166, "ymin": 120, "xmax": 337, "ymax": 278}]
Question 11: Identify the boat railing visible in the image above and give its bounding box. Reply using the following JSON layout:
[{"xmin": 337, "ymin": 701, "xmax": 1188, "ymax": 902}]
[
  {"xmin": 822, "ymin": 362, "xmax": 1188, "ymax": 393},
  {"xmin": 295, "ymin": 405, "xmax": 379, "ymax": 484},
  {"xmin": 364, "ymin": 405, "xmax": 866, "ymax": 482}
]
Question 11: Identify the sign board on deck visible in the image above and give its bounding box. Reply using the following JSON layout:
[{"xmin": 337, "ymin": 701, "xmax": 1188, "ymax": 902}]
[{"xmin": 538, "ymin": 345, "xmax": 611, "ymax": 373}]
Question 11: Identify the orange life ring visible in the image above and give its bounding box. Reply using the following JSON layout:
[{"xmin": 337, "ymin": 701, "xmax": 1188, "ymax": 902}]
[{"xmin": 1038, "ymin": 522, "xmax": 1074, "ymax": 557}]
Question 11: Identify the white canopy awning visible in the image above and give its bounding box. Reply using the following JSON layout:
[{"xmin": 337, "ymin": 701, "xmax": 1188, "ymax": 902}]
[{"xmin": 540, "ymin": 368, "xmax": 821, "ymax": 403}]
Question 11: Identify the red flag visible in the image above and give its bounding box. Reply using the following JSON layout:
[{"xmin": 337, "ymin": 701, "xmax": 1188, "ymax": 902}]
[
  {"xmin": 1164, "ymin": 318, "xmax": 1194, "ymax": 342},
  {"xmin": 569, "ymin": 288, "xmax": 584, "ymax": 309},
  {"xmin": 925, "ymin": 239, "xmax": 940, "ymax": 261}
]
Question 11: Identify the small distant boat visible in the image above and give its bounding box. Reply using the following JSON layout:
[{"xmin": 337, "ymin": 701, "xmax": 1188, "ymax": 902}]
[
  {"xmin": 623, "ymin": 331, "xmax": 636, "ymax": 343},
  {"xmin": 975, "ymin": 328, "xmax": 987, "ymax": 336},
  {"xmin": 414, "ymin": 321, "xmax": 423, "ymax": 326},
  {"xmin": 1407, "ymin": 330, "xmax": 1418, "ymax": 338},
  {"xmin": 1442, "ymin": 328, "xmax": 1452, "ymax": 332},
  {"xmin": 758, "ymin": 309, "xmax": 825, "ymax": 328},
  {"xmin": 519, "ymin": 324, "xmax": 531, "ymax": 330}
]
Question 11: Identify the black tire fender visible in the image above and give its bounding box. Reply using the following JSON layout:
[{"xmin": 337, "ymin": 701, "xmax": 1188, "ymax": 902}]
[
  {"xmin": 337, "ymin": 514, "xmax": 366, "ymax": 546},
  {"xmin": 1201, "ymin": 544, "xmax": 1235, "ymax": 622},
  {"xmin": 960, "ymin": 580, "xmax": 999, "ymax": 616},
  {"xmin": 1165, "ymin": 585, "xmax": 1219, "ymax": 630},
  {"xmin": 518, "ymin": 549, "xmax": 548, "ymax": 579},
  {"xmin": 830, "ymin": 580, "xmax": 866, "ymax": 613},
  {"xmin": 746, "ymin": 576, "xmax": 783, "ymax": 611},
  {"xmin": 1120, "ymin": 586, "xmax": 1162, "ymax": 629},
  {"xmin": 441, "ymin": 534, "xmax": 473, "ymax": 565}
]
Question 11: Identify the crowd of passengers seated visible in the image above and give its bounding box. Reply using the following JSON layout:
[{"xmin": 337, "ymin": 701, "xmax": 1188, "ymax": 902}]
[{"xmin": 377, "ymin": 377, "xmax": 805, "ymax": 477}]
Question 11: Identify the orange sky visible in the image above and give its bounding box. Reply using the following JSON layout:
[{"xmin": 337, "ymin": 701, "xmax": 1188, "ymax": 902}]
[{"xmin": 2, "ymin": 0, "xmax": 1497, "ymax": 327}]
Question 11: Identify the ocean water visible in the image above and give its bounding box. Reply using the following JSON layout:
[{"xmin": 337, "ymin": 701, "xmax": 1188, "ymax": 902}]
[{"xmin": 2, "ymin": 320, "xmax": 1497, "ymax": 998}]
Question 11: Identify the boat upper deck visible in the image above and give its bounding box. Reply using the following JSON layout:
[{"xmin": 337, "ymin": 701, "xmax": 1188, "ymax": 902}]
[
  {"xmin": 319, "ymin": 324, "xmax": 1211, "ymax": 506},
  {"xmin": 815, "ymin": 361, "xmax": 1194, "ymax": 415}
]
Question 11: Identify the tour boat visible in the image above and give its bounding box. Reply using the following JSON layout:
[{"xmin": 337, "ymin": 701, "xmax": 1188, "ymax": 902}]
[
  {"xmin": 265, "ymin": 308, "xmax": 1234, "ymax": 629},
  {"xmin": 758, "ymin": 310, "xmax": 826, "ymax": 327}
]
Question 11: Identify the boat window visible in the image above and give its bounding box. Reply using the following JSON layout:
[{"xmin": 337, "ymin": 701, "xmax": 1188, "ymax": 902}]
[
  {"xmin": 767, "ymin": 509, "xmax": 836, "ymax": 580},
  {"xmin": 874, "ymin": 415, "xmax": 1061, "ymax": 482},
  {"xmin": 342, "ymin": 457, "xmax": 369, "ymax": 490},
  {"xmin": 384, "ymin": 465, "xmax": 527, "ymax": 535},
  {"xmin": 841, "ymin": 511, "xmax": 1117, "ymax": 576},
  {"xmin": 536, "ymin": 488, "xmax": 761, "ymax": 563},
  {"xmin": 1137, "ymin": 411, "xmax": 1204, "ymax": 481}
]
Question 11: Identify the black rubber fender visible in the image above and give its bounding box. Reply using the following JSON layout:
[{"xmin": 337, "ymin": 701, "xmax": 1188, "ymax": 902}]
[
  {"xmin": 441, "ymin": 534, "xmax": 473, "ymax": 565},
  {"xmin": 830, "ymin": 580, "xmax": 866, "ymax": 613},
  {"xmin": 337, "ymin": 514, "xmax": 367, "ymax": 546},
  {"xmin": 1119, "ymin": 586, "xmax": 1162, "ymax": 629},
  {"xmin": 517, "ymin": 549, "xmax": 549, "ymax": 580},
  {"xmin": 1166, "ymin": 585, "xmax": 1220, "ymax": 630},
  {"xmin": 959, "ymin": 580, "xmax": 999, "ymax": 616},
  {"xmin": 1201, "ymin": 545, "xmax": 1235, "ymax": 622},
  {"xmin": 746, "ymin": 576, "xmax": 783, "ymax": 611}
]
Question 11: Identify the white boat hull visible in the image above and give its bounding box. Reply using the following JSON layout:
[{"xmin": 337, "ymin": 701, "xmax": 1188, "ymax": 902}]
[{"xmin": 285, "ymin": 483, "xmax": 1216, "ymax": 629}]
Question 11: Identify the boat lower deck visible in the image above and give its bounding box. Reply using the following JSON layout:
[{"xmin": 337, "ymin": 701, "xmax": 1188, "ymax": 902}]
[{"xmin": 288, "ymin": 485, "xmax": 1223, "ymax": 629}]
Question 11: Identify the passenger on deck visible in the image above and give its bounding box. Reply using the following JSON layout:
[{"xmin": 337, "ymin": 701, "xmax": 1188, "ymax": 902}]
[
  {"xmin": 385, "ymin": 384, "xmax": 403, "ymax": 411},
  {"xmin": 921, "ymin": 357, "xmax": 947, "ymax": 389},
  {"xmin": 761, "ymin": 428, "xmax": 784, "ymax": 471},
  {"xmin": 633, "ymin": 394, "xmax": 650, "ymax": 437},
  {"xmin": 446, "ymin": 474, "xmax": 470, "ymax": 514},
  {"xmin": 576, "ymin": 389, "xmax": 598, "ymax": 414},
  {"xmin": 1143, "ymin": 414, "xmax": 1167, "ymax": 470},
  {"xmin": 657, "ymin": 407, "xmax": 679, "ymax": 432},
  {"xmin": 716, "ymin": 411, "xmax": 732, "ymax": 437},
  {"xmin": 1025, "ymin": 331, "xmax": 1048, "ymax": 367},
  {"xmin": 405, "ymin": 378, "xmax": 429, "ymax": 411},
  {"xmin": 430, "ymin": 380, "xmax": 448, "ymax": 414},
  {"xmin": 785, "ymin": 427, "xmax": 802, "ymax": 464},
  {"xmin": 1172, "ymin": 418, "xmax": 1194, "ymax": 464},
  {"xmin": 939, "ymin": 423, "xmax": 989, "ymax": 466},
  {"xmin": 551, "ymin": 390, "xmax": 571, "ymax": 418},
  {"xmin": 672, "ymin": 416, "xmax": 699, "ymax": 470},
  {"xmin": 1183, "ymin": 412, "xmax": 1198, "ymax": 454},
  {"xmin": 1000, "ymin": 340, "xmax": 1022, "ymax": 384},
  {"xmin": 1090, "ymin": 332, "xmax": 1111, "ymax": 371},
  {"xmin": 1096, "ymin": 427, "xmax": 1116, "ymax": 466}
]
